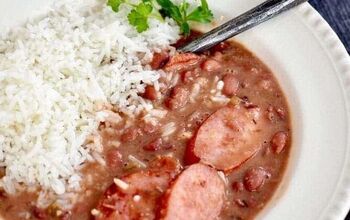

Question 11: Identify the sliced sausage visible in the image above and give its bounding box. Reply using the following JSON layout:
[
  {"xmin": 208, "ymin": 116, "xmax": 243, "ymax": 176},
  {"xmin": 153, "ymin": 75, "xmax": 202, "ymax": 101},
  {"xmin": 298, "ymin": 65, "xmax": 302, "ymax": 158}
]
[
  {"xmin": 270, "ymin": 131, "xmax": 288, "ymax": 154},
  {"xmin": 184, "ymin": 137, "xmax": 200, "ymax": 165},
  {"xmin": 243, "ymin": 167, "xmax": 271, "ymax": 192},
  {"xmin": 94, "ymin": 156, "xmax": 180, "ymax": 220},
  {"xmin": 159, "ymin": 163, "xmax": 225, "ymax": 220},
  {"xmin": 222, "ymin": 74, "xmax": 240, "ymax": 96},
  {"xmin": 164, "ymin": 53, "xmax": 200, "ymax": 72},
  {"xmin": 151, "ymin": 52, "xmax": 169, "ymax": 70},
  {"xmin": 192, "ymin": 106, "xmax": 262, "ymax": 171}
]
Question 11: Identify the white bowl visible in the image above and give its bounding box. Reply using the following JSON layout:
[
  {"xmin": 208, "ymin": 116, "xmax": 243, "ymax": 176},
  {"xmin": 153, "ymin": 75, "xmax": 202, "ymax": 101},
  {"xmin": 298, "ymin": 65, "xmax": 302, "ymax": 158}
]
[
  {"xmin": 0, "ymin": 0, "xmax": 350, "ymax": 219},
  {"xmin": 215, "ymin": 1, "xmax": 350, "ymax": 219}
]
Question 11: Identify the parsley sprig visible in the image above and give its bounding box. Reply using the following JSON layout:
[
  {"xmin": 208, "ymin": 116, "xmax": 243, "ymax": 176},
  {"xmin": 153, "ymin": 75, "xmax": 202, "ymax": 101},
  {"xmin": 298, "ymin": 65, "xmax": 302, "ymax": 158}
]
[{"xmin": 107, "ymin": 0, "xmax": 213, "ymax": 35}]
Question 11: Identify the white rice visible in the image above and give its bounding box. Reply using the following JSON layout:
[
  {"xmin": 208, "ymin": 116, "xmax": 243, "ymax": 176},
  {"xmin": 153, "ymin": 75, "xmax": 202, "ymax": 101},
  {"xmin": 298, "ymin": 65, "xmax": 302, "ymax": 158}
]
[
  {"xmin": 217, "ymin": 171, "xmax": 228, "ymax": 186},
  {"xmin": 162, "ymin": 122, "xmax": 177, "ymax": 137},
  {"xmin": 189, "ymin": 83, "xmax": 201, "ymax": 103},
  {"xmin": 128, "ymin": 155, "xmax": 147, "ymax": 168},
  {"xmin": 210, "ymin": 95, "xmax": 230, "ymax": 104},
  {"xmin": 0, "ymin": 0, "xmax": 179, "ymax": 203},
  {"xmin": 217, "ymin": 80, "xmax": 224, "ymax": 90},
  {"xmin": 149, "ymin": 109, "xmax": 168, "ymax": 118},
  {"xmin": 113, "ymin": 178, "xmax": 129, "ymax": 191}
]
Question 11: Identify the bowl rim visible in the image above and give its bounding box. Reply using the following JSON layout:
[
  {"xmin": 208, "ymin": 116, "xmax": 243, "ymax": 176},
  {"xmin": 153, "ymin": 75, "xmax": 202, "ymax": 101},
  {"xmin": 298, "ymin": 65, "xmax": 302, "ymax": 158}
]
[{"xmin": 295, "ymin": 3, "xmax": 350, "ymax": 219}]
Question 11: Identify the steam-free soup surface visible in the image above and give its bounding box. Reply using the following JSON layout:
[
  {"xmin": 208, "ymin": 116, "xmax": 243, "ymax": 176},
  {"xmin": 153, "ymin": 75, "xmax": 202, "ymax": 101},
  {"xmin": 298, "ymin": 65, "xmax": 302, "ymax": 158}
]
[{"xmin": 0, "ymin": 36, "xmax": 291, "ymax": 220}]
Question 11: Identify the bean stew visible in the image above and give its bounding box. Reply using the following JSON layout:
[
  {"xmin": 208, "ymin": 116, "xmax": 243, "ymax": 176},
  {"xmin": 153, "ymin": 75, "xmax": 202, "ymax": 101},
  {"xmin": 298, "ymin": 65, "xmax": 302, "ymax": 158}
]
[{"xmin": 0, "ymin": 33, "xmax": 291, "ymax": 220}]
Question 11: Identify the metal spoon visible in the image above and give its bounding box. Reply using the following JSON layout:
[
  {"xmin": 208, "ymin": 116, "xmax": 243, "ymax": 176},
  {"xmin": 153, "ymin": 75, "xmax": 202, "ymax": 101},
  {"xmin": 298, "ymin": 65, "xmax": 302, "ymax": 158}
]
[{"xmin": 178, "ymin": 0, "xmax": 308, "ymax": 53}]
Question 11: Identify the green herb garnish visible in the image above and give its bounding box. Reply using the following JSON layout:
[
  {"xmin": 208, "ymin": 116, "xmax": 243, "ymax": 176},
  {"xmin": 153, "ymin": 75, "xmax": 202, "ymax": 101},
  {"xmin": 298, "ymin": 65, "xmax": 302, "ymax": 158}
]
[
  {"xmin": 107, "ymin": 0, "xmax": 214, "ymax": 35},
  {"xmin": 128, "ymin": 3, "xmax": 153, "ymax": 32},
  {"xmin": 107, "ymin": 0, "xmax": 126, "ymax": 12}
]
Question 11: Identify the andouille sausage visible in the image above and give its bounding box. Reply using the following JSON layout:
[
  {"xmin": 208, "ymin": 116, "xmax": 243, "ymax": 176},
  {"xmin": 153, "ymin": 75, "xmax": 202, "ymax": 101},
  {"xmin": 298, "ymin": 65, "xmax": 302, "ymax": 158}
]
[
  {"xmin": 151, "ymin": 52, "xmax": 170, "ymax": 70},
  {"xmin": 192, "ymin": 106, "xmax": 263, "ymax": 171},
  {"xmin": 183, "ymin": 137, "xmax": 200, "ymax": 165},
  {"xmin": 164, "ymin": 53, "xmax": 200, "ymax": 72},
  {"xmin": 94, "ymin": 156, "xmax": 180, "ymax": 220},
  {"xmin": 159, "ymin": 163, "xmax": 225, "ymax": 220}
]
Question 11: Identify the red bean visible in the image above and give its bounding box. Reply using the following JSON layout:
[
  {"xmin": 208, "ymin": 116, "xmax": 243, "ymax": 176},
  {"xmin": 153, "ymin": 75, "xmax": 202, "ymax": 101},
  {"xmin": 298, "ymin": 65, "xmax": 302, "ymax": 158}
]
[
  {"xmin": 106, "ymin": 149, "xmax": 122, "ymax": 169},
  {"xmin": 121, "ymin": 127, "xmax": 139, "ymax": 142},
  {"xmin": 143, "ymin": 138, "xmax": 163, "ymax": 152},
  {"xmin": 151, "ymin": 52, "xmax": 169, "ymax": 69},
  {"xmin": 222, "ymin": 74, "xmax": 240, "ymax": 96},
  {"xmin": 143, "ymin": 85, "xmax": 157, "ymax": 101},
  {"xmin": 165, "ymin": 86, "xmax": 189, "ymax": 110},
  {"xmin": 140, "ymin": 122, "xmax": 158, "ymax": 134},
  {"xmin": 232, "ymin": 181, "xmax": 244, "ymax": 192},
  {"xmin": 243, "ymin": 167, "xmax": 270, "ymax": 192},
  {"xmin": 201, "ymin": 59, "xmax": 221, "ymax": 72},
  {"xmin": 276, "ymin": 107, "xmax": 286, "ymax": 119},
  {"xmin": 267, "ymin": 111, "xmax": 275, "ymax": 122},
  {"xmin": 271, "ymin": 131, "xmax": 288, "ymax": 154},
  {"xmin": 32, "ymin": 207, "xmax": 48, "ymax": 220}
]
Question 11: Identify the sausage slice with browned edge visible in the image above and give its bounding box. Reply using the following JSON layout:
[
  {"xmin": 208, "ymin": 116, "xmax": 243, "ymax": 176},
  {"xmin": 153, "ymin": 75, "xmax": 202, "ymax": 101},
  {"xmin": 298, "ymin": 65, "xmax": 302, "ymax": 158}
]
[
  {"xmin": 93, "ymin": 156, "xmax": 180, "ymax": 220},
  {"xmin": 159, "ymin": 163, "xmax": 225, "ymax": 220},
  {"xmin": 192, "ymin": 106, "xmax": 263, "ymax": 171}
]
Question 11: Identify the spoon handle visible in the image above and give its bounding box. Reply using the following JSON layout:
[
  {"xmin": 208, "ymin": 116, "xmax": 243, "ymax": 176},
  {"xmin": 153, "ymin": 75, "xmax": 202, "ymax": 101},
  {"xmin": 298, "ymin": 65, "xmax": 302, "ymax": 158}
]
[{"xmin": 178, "ymin": 0, "xmax": 308, "ymax": 53}]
